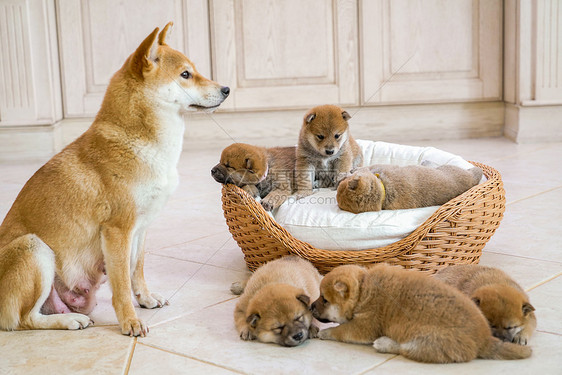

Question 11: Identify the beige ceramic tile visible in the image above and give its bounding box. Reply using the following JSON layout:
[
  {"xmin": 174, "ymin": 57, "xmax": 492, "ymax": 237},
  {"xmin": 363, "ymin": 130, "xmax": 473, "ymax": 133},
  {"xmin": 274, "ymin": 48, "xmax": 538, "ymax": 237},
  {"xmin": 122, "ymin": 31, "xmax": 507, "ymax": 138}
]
[
  {"xmin": 527, "ymin": 275, "xmax": 562, "ymax": 335},
  {"xmin": 142, "ymin": 299, "xmax": 392, "ymax": 375},
  {"xmin": 129, "ymin": 343, "xmax": 241, "ymax": 374},
  {"xmin": 0, "ymin": 326, "xmax": 133, "ymax": 375}
]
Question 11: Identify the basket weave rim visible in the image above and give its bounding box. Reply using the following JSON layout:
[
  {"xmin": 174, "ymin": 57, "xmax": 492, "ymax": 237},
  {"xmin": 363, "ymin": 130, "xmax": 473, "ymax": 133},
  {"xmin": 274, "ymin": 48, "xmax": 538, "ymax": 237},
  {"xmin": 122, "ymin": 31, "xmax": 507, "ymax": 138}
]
[{"xmin": 221, "ymin": 161, "xmax": 502, "ymax": 260}]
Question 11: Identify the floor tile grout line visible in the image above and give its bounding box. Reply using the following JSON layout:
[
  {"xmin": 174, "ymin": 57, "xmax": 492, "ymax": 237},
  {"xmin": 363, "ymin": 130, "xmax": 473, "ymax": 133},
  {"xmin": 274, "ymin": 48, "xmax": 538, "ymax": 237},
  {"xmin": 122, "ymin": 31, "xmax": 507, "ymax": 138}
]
[
  {"xmin": 136, "ymin": 341, "xmax": 247, "ymax": 374},
  {"xmin": 536, "ymin": 329, "xmax": 562, "ymax": 337},
  {"xmin": 483, "ymin": 250, "xmax": 562, "ymax": 265},
  {"xmin": 525, "ymin": 272, "xmax": 562, "ymax": 292},
  {"xmin": 146, "ymin": 229, "xmax": 230, "ymax": 253},
  {"xmin": 354, "ymin": 355, "xmax": 399, "ymax": 375},
  {"xmin": 505, "ymin": 185, "xmax": 562, "ymax": 206},
  {"xmin": 122, "ymin": 337, "xmax": 137, "ymax": 375}
]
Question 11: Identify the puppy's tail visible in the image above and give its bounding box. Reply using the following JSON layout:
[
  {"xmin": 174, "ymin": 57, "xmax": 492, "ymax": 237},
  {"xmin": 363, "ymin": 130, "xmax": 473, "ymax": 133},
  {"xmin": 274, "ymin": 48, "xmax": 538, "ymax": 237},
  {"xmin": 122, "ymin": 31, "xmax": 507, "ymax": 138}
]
[{"xmin": 478, "ymin": 336, "xmax": 532, "ymax": 360}]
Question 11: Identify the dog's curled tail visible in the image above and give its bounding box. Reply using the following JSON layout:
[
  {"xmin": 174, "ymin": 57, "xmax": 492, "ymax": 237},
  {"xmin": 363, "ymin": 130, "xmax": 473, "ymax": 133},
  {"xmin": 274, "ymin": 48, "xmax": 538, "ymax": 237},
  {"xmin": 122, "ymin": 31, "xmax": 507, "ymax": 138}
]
[{"xmin": 478, "ymin": 336, "xmax": 532, "ymax": 360}]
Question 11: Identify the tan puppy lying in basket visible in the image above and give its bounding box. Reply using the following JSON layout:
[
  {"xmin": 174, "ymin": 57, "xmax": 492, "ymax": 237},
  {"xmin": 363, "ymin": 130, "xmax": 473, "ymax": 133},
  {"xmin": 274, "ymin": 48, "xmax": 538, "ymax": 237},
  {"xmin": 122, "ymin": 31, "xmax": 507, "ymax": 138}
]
[{"xmin": 337, "ymin": 162, "xmax": 483, "ymax": 213}]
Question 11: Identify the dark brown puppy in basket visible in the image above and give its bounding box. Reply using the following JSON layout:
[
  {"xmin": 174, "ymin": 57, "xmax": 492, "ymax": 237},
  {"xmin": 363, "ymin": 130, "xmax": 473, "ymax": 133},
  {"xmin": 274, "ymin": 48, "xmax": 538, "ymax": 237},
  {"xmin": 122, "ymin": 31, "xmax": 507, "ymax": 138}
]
[{"xmin": 211, "ymin": 143, "xmax": 296, "ymax": 211}]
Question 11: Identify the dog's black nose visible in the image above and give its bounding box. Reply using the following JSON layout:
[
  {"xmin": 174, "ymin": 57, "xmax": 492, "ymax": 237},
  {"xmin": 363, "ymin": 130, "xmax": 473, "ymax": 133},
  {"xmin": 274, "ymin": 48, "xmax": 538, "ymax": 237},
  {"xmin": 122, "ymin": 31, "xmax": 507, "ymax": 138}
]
[
  {"xmin": 292, "ymin": 332, "xmax": 304, "ymax": 341},
  {"xmin": 211, "ymin": 167, "xmax": 225, "ymax": 183},
  {"xmin": 325, "ymin": 149, "xmax": 334, "ymax": 155},
  {"xmin": 221, "ymin": 86, "xmax": 230, "ymax": 97}
]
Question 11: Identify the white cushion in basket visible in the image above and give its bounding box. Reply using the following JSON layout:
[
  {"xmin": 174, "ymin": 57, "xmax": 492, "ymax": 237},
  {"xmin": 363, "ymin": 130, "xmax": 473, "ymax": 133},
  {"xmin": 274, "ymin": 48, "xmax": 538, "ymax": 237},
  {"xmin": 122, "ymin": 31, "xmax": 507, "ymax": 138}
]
[{"xmin": 271, "ymin": 140, "xmax": 482, "ymax": 251}]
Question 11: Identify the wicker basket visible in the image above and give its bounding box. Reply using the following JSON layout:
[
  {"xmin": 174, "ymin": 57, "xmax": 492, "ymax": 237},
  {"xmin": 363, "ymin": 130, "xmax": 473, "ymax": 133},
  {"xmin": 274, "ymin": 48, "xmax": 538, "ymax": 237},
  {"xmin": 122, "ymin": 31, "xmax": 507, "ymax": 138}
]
[{"xmin": 221, "ymin": 161, "xmax": 505, "ymax": 275}]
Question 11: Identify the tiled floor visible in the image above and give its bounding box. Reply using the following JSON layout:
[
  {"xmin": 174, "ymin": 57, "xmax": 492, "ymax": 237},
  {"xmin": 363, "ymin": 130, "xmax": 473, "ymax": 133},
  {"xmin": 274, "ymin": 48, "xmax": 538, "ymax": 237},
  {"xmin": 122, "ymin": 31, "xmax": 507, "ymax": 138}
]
[{"xmin": 0, "ymin": 136, "xmax": 561, "ymax": 374}]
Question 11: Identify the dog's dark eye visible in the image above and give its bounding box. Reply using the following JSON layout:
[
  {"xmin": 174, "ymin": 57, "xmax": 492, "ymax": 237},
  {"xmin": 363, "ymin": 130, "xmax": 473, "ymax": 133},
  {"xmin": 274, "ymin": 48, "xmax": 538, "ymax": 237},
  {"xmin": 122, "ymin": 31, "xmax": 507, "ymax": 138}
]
[
  {"xmin": 248, "ymin": 169, "xmax": 255, "ymax": 174},
  {"xmin": 181, "ymin": 71, "xmax": 192, "ymax": 79},
  {"xmin": 295, "ymin": 315, "xmax": 304, "ymax": 322},
  {"xmin": 334, "ymin": 134, "xmax": 340, "ymax": 140},
  {"xmin": 316, "ymin": 135, "xmax": 325, "ymax": 141},
  {"xmin": 322, "ymin": 296, "xmax": 328, "ymax": 304}
]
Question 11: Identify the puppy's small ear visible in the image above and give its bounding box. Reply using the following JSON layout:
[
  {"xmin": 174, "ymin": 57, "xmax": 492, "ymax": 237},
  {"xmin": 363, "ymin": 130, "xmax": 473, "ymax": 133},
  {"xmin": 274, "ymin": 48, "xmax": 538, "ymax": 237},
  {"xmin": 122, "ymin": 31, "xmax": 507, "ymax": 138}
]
[
  {"xmin": 348, "ymin": 178, "xmax": 359, "ymax": 191},
  {"xmin": 522, "ymin": 302, "xmax": 535, "ymax": 315},
  {"xmin": 334, "ymin": 281, "xmax": 348, "ymax": 298},
  {"xmin": 342, "ymin": 111, "xmax": 351, "ymax": 121},
  {"xmin": 471, "ymin": 296, "xmax": 481, "ymax": 306},
  {"xmin": 158, "ymin": 22, "xmax": 173, "ymax": 45},
  {"xmin": 246, "ymin": 313, "xmax": 260, "ymax": 328},
  {"xmin": 296, "ymin": 294, "xmax": 310, "ymax": 307},
  {"xmin": 245, "ymin": 158, "xmax": 253, "ymax": 170},
  {"xmin": 305, "ymin": 112, "xmax": 316, "ymax": 124}
]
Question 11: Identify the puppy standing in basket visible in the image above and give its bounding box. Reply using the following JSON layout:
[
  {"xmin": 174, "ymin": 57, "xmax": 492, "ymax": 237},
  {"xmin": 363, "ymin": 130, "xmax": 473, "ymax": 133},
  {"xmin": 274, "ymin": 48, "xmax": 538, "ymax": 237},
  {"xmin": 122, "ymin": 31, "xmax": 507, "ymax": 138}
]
[
  {"xmin": 0, "ymin": 23, "xmax": 229, "ymax": 336},
  {"xmin": 434, "ymin": 264, "xmax": 536, "ymax": 345},
  {"xmin": 232, "ymin": 256, "xmax": 322, "ymax": 346},
  {"xmin": 337, "ymin": 163, "xmax": 483, "ymax": 213},
  {"xmin": 296, "ymin": 105, "xmax": 363, "ymax": 198},
  {"xmin": 311, "ymin": 264, "xmax": 531, "ymax": 363},
  {"xmin": 211, "ymin": 143, "xmax": 296, "ymax": 211}
]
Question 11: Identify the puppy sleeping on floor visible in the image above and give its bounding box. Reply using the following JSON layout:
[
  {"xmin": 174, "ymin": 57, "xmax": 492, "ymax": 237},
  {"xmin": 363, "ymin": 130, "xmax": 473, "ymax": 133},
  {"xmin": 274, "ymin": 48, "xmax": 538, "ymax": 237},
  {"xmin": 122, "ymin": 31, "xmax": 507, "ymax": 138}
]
[
  {"xmin": 337, "ymin": 162, "xmax": 483, "ymax": 213},
  {"xmin": 434, "ymin": 264, "xmax": 536, "ymax": 345},
  {"xmin": 311, "ymin": 264, "xmax": 531, "ymax": 363},
  {"xmin": 211, "ymin": 143, "xmax": 296, "ymax": 211},
  {"xmin": 232, "ymin": 256, "xmax": 321, "ymax": 347}
]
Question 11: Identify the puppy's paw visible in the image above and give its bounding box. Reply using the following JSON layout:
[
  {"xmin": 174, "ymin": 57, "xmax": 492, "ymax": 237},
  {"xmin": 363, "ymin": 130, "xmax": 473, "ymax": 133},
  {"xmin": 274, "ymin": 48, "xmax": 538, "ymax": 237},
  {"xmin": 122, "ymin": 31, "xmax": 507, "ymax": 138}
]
[
  {"xmin": 120, "ymin": 318, "xmax": 149, "ymax": 337},
  {"xmin": 239, "ymin": 327, "xmax": 255, "ymax": 341},
  {"xmin": 317, "ymin": 329, "xmax": 335, "ymax": 341},
  {"xmin": 373, "ymin": 336, "xmax": 401, "ymax": 354},
  {"xmin": 308, "ymin": 324, "xmax": 320, "ymax": 339},
  {"xmin": 230, "ymin": 282, "xmax": 245, "ymax": 295},
  {"xmin": 63, "ymin": 313, "xmax": 94, "ymax": 330},
  {"xmin": 260, "ymin": 200, "xmax": 274, "ymax": 211},
  {"xmin": 512, "ymin": 333, "xmax": 530, "ymax": 345},
  {"xmin": 136, "ymin": 292, "xmax": 169, "ymax": 309}
]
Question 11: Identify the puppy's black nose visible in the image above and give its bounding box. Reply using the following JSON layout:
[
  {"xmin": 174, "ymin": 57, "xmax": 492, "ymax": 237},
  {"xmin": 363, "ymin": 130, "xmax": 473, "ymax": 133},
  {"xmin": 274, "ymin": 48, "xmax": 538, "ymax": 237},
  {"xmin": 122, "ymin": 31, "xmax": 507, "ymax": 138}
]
[
  {"xmin": 292, "ymin": 332, "xmax": 304, "ymax": 341},
  {"xmin": 221, "ymin": 86, "xmax": 230, "ymax": 97},
  {"xmin": 211, "ymin": 167, "xmax": 225, "ymax": 183},
  {"xmin": 325, "ymin": 149, "xmax": 334, "ymax": 155}
]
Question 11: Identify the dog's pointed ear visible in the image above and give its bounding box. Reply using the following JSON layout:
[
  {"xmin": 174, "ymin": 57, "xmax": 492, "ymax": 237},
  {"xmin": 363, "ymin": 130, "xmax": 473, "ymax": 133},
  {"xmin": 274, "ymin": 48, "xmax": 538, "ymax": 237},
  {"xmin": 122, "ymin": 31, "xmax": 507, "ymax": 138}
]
[
  {"xmin": 522, "ymin": 302, "xmax": 535, "ymax": 315},
  {"xmin": 305, "ymin": 112, "xmax": 316, "ymax": 124},
  {"xmin": 342, "ymin": 111, "xmax": 351, "ymax": 121},
  {"xmin": 245, "ymin": 158, "xmax": 253, "ymax": 170},
  {"xmin": 158, "ymin": 22, "xmax": 173, "ymax": 46},
  {"xmin": 131, "ymin": 27, "xmax": 159, "ymax": 77},
  {"xmin": 348, "ymin": 178, "xmax": 359, "ymax": 191},
  {"xmin": 333, "ymin": 280, "xmax": 348, "ymax": 298},
  {"xmin": 246, "ymin": 313, "xmax": 260, "ymax": 328},
  {"xmin": 296, "ymin": 294, "xmax": 310, "ymax": 307}
]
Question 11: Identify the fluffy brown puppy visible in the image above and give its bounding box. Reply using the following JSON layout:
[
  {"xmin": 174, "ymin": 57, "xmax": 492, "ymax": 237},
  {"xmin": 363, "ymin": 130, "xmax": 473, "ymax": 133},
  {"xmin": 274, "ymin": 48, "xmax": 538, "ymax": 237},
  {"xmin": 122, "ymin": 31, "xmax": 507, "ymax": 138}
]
[
  {"xmin": 311, "ymin": 264, "xmax": 531, "ymax": 363},
  {"xmin": 337, "ymin": 163, "xmax": 482, "ymax": 213},
  {"xmin": 233, "ymin": 256, "xmax": 322, "ymax": 347},
  {"xmin": 434, "ymin": 264, "xmax": 536, "ymax": 345},
  {"xmin": 296, "ymin": 105, "xmax": 363, "ymax": 198},
  {"xmin": 211, "ymin": 143, "xmax": 296, "ymax": 211}
]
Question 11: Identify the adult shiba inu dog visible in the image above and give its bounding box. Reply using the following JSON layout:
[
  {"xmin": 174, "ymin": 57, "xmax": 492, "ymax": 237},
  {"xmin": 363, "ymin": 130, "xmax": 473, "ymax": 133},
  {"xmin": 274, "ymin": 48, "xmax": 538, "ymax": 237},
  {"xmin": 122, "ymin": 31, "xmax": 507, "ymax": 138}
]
[
  {"xmin": 0, "ymin": 23, "xmax": 229, "ymax": 336},
  {"xmin": 211, "ymin": 143, "xmax": 296, "ymax": 211},
  {"xmin": 434, "ymin": 264, "xmax": 536, "ymax": 345},
  {"xmin": 312, "ymin": 264, "xmax": 531, "ymax": 363},
  {"xmin": 232, "ymin": 256, "xmax": 322, "ymax": 347},
  {"xmin": 295, "ymin": 105, "xmax": 363, "ymax": 198}
]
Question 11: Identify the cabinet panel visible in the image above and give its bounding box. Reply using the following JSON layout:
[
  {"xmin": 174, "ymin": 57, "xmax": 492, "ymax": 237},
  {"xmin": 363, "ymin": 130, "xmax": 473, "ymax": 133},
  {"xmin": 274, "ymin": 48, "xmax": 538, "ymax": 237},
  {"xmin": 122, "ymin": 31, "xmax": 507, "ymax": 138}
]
[
  {"xmin": 57, "ymin": 0, "xmax": 211, "ymax": 117},
  {"xmin": 361, "ymin": 0, "xmax": 502, "ymax": 105},
  {"xmin": 210, "ymin": 0, "xmax": 358, "ymax": 110}
]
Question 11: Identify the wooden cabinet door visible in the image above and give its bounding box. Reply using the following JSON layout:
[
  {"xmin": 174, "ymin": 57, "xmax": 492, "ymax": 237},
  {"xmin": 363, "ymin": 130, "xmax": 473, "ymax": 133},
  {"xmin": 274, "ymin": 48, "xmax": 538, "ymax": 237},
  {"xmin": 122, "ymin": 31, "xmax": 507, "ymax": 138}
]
[
  {"xmin": 360, "ymin": 0, "xmax": 502, "ymax": 105},
  {"xmin": 57, "ymin": 0, "xmax": 211, "ymax": 117},
  {"xmin": 210, "ymin": 0, "xmax": 359, "ymax": 111}
]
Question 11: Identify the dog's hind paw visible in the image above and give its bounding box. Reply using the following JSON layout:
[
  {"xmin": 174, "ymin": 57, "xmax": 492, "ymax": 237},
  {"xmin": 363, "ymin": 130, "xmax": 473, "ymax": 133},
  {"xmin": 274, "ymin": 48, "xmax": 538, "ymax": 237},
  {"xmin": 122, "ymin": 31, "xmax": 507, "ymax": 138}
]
[
  {"xmin": 373, "ymin": 336, "xmax": 401, "ymax": 354},
  {"xmin": 136, "ymin": 292, "xmax": 169, "ymax": 309},
  {"xmin": 64, "ymin": 313, "xmax": 94, "ymax": 330}
]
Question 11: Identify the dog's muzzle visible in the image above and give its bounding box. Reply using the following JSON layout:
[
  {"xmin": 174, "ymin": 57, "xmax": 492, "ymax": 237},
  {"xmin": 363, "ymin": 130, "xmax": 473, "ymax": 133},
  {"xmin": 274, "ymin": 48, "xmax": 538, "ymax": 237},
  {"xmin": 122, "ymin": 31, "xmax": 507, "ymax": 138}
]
[{"xmin": 211, "ymin": 165, "xmax": 226, "ymax": 183}]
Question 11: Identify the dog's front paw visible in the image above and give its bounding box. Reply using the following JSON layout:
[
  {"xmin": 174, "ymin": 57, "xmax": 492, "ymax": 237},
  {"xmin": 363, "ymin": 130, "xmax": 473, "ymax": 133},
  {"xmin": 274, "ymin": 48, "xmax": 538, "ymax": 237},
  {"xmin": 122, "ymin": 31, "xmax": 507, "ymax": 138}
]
[
  {"xmin": 317, "ymin": 328, "xmax": 335, "ymax": 341},
  {"xmin": 121, "ymin": 318, "xmax": 149, "ymax": 337},
  {"xmin": 373, "ymin": 336, "xmax": 401, "ymax": 354},
  {"xmin": 136, "ymin": 292, "xmax": 169, "ymax": 309},
  {"xmin": 239, "ymin": 327, "xmax": 256, "ymax": 341},
  {"xmin": 512, "ymin": 332, "xmax": 530, "ymax": 345},
  {"xmin": 308, "ymin": 324, "xmax": 320, "ymax": 339}
]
